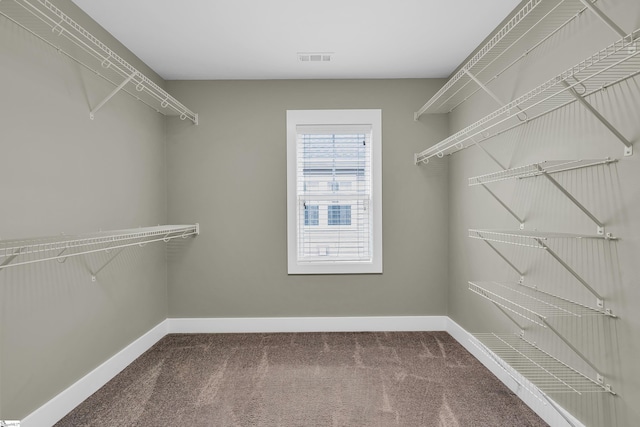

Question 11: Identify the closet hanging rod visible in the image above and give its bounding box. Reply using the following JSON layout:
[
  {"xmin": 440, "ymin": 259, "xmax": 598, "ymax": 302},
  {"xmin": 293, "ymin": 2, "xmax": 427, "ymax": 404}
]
[
  {"xmin": 415, "ymin": 0, "xmax": 591, "ymax": 118},
  {"xmin": 0, "ymin": 0, "xmax": 198, "ymax": 124},
  {"xmin": 415, "ymin": 30, "xmax": 640, "ymax": 164},
  {"xmin": 0, "ymin": 224, "xmax": 199, "ymax": 270}
]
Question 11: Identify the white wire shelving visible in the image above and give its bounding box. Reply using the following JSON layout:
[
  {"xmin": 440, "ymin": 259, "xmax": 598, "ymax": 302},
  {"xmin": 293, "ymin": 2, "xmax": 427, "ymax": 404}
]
[
  {"xmin": 415, "ymin": 30, "xmax": 640, "ymax": 164},
  {"xmin": 469, "ymin": 229, "xmax": 612, "ymax": 307},
  {"xmin": 415, "ymin": 0, "xmax": 591, "ymax": 118},
  {"xmin": 472, "ymin": 333, "xmax": 614, "ymax": 394},
  {"xmin": 468, "ymin": 158, "xmax": 617, "ymax": 234},
  {"xmin": 469, "ymin": 229, "xmax": 614, "ymax": 246},
  {"xmin": 468, "ymin": 158, "xmax": 616, "ymax": 186},
  {"xmin": 468, "ymin": 281, "xmax": 613, "ymax": 327},
  {"xmin": 0, "ymin": 224, "xmax": 199, "ymax": 271},
  {"xmin": 0, "ymin": 0, "xmax": 198, "ymax": 124}
]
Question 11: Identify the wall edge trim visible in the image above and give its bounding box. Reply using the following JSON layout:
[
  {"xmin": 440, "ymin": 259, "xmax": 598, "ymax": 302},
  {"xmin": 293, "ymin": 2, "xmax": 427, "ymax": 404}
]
[
  {"xmin": 19, "ymin": 316, "xmax": 581, "ymax": 427},
  {"xmin": 20, "ymin": 320, "xmax": 168, "ymax": 427},
  {"xmin": 166, "ymin": 315, "xmax": 448, "ymax": 333},
  {"xmin": 446, "ymin": 318, "xmax": 584, "ymax": 427}
]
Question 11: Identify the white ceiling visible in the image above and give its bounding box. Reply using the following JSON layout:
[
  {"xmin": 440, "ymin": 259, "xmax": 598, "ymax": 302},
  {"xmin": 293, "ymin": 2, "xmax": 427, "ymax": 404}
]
[{"xmin": 71, "ymin": 0, "xmax": 521, "ymax": 80}]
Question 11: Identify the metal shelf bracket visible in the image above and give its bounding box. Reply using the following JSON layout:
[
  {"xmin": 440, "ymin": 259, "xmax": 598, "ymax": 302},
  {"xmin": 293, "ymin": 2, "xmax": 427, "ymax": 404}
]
[
  {"xmin": 534, "ymin": 238, "xmax": 604, "ymax": 304},
  {"xmin": 90, "ymin": 247, "xmax": 125, "ymax": 282},
  {"xmin": 90, "ymin": 72, "xmax": 138, "ymax": 120},
  {"xmin": 561, "ymin": 80, "xmax": 633, "ymax": 156},
  {"xmin": 482, "ymin": 239, "xmax": 525, "ymax": 281},
  {"xmin": 578, "ymin": 0, "xmax": 627, "ymax": 39},
  {"xmin": 481, "ymin": 184, "xmax": 525, "ymax": 229},
  {"xmin": 535, "ymin": 163, "xmax": 606, "ymax": 234}
]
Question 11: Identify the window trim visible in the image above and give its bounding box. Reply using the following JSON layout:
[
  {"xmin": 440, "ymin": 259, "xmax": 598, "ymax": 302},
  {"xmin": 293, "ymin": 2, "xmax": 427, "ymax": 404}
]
[{"xmin": 286, "ymin": 109, "xmax": 382, "ymax": 274}]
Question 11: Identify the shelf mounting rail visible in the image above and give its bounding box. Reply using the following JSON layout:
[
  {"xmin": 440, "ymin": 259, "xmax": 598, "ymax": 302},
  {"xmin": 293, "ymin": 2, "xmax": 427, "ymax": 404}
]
[
  {"xmin": 415, "ymin": 30, "xmax": 640, "ymax": 164},
  {"xmin": 0, "ymin": 0, "xmax": 198, "ymax": 124}
]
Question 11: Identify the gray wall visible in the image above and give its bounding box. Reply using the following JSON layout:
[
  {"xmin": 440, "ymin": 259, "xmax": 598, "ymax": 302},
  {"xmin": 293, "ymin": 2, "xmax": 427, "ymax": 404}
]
[
  {"xmin": 0, "ymin": 0, "xmax": 169, "ymax": 420},
  {"xmin": 165, "ymin": 79, "xmax": 450, "ymax": 318},
  {"xmin": 446, "ymin": 0, "xmax": 640, "ymax": 425}
]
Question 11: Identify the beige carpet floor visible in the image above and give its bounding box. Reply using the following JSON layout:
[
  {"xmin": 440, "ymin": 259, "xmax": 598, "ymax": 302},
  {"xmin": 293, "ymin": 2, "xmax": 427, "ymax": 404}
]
[{"xmin": 55, "ymin": 332, "xmax": 548, "ymax": 426}]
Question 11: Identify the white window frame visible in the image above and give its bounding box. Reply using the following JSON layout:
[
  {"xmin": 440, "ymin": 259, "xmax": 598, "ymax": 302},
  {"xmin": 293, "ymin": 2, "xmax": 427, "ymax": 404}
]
[{"xmin": 286, "ymin": 109, "xmax": 382, "ymax": 274}]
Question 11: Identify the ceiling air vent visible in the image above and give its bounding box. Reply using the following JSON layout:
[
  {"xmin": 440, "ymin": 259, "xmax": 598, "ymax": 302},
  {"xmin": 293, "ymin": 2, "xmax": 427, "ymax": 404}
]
[{"xmin": 298, "ymin": 52, "xmax": 332, "ymax": 62}]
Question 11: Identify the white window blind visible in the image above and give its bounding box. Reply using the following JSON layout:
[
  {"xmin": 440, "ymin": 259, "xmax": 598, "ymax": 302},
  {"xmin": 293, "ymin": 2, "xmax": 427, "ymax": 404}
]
[{"xmin": 296, "ymin": 125, "xmax": 372, "ymax": 263}]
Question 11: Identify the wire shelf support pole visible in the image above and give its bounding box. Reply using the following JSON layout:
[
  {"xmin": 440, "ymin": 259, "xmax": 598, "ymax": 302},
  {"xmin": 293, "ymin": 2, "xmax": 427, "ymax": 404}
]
[
  {"xmin": 578, "ymin": 0, "xmax": 627, "ymax": 39},
  {"xmin": 90, "ymin": 72, "xmax": 137, "ymax": 120},
  {"xmin": 90, "ymin": 247, "xmax": 125, "ymax": 282},
  {"xmin": 561, "ymin": 81, "xmax": 633, "ymax": 156},
  {"xmin": 534, "ymin": 238, "xmax": 604, "ymax": 307},
  {"xmin": 535, "ymin": 164, "xmax": 606, "ymax": 234},
  {"xmin": 481, "ymin": 184, "xmax": 526, "ymax": 229},
  {"xmin": 482, "ymin": 239, "xmax": 525, "ymax": 283}
]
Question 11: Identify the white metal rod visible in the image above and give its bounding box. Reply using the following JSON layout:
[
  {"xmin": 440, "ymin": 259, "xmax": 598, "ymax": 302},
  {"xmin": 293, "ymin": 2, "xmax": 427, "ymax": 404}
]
[
  {"xmin": 471, "ymin": 139, "xmax": 508, "ymax": 170},
  {"xmin": 481, "ymin": 184, "xmax": 525, "ymax": 227},
  {"xmin": 0, "ymin": 232, "xmax": 198, "ymax": 270},
  {"xmin": 0, "ymin": 251, "xmax": 20, "ymax": 268},
  {"xmin": 492, "ymin": 302, "xmax": 526, "ymax": 331},
  {"xmin": 560, "ymin": 81, "xmax": 632, "ymax": 150},
  {"xmin": 482, "ymin": 240, "xmax": 525, "ymax": 277},
  {"xmin": 464, "ymin": 69, "xmax": 505, "ymax": 106},
  {"xmin": 91, "ymin": 247, "xmax": 125, "ymax": 278},
  {"xmin": 90, "ymin": 72, "xmax": 137, "ymax": 119},
  {"xmin": 537, "ymin": 166, "xmax": 605, "ymax": 232},
  {"xmin": 535, "ymin": 238, "xmax": 604, "ymax": 301},
  {"xmin": 578, "ymin": 0, "xmax": 627, "ymax": 39},
  {"xmin": 542, "ymin": 319, "xmax": 602, "ymax": 376},
  {"xmin": 520, "ymin": 159, "xmax": 617, "ymax": 180}
]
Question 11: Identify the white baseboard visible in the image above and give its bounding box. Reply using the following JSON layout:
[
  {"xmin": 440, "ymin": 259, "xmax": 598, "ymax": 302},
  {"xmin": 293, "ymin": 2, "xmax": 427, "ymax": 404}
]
[
  {"xmin": 167, "ymin": 315, "xmax": 448, "ymax": 334},
  {"xmin": 20, "ymin": 320, "xmax": 168, "ymax": 427},
  {"xmin": 18, "ymin": 316, "xmax": 580, "ymax": 427},
  {"xmin": 446, "ymin": 318, "xmax": 584, "ymax": 427}
]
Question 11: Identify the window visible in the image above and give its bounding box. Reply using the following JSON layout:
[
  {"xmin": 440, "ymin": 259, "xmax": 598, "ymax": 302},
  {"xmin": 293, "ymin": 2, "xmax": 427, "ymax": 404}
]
[
  {"xmin": 286, "ymin": 109, "xmax": 382, "ymax": 274},
  {"xmin": 328, "ymin": 205, "xmax": 351, "ymax": 226},
  {"xmin": 304, "ymin": 205, "xmax": 319, "ymax": 226}
]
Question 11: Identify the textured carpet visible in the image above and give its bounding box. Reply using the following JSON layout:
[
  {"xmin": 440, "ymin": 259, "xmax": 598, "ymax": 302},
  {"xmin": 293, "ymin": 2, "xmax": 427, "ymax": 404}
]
[{"xmin": 56, "ymin": 332, "xmax": 548, "ymax": 426}]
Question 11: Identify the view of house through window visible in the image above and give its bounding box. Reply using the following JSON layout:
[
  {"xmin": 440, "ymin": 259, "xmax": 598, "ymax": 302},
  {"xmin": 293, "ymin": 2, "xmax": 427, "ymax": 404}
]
[{"xmin": 287, "ymin": 110, "xmax": 382, "ymax": 274}]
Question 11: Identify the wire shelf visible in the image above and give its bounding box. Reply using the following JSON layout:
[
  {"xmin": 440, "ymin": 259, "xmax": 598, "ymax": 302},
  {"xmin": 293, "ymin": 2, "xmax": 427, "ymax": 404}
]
[
  {"xmin": 416, "ymin": 0, "xmax": 588, "ymax": 117},
  {"xmin": 472, "ymin": 333, "xmax": 612, "ymax": 394},
  {"xmin": 416, "ymin": 30, "xmax": 640, "ymax": 164},
  {"xmin": 0, "ymin": 0, "xmax": 198, "ymax": 124},
  {"xmin": 468, "ymin": 281, "xmax": 610, "ymax": 327},
  {"xmin": 468, "ymin": 158, "xmax": 617, "ymax": 186},
  {"xmin": 469, "ymin": 229, "xmax": 612, "ymax": 248},
  {"xmin": 0, "ymin": 224, "xmax": 199, "ymax": 270}
]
